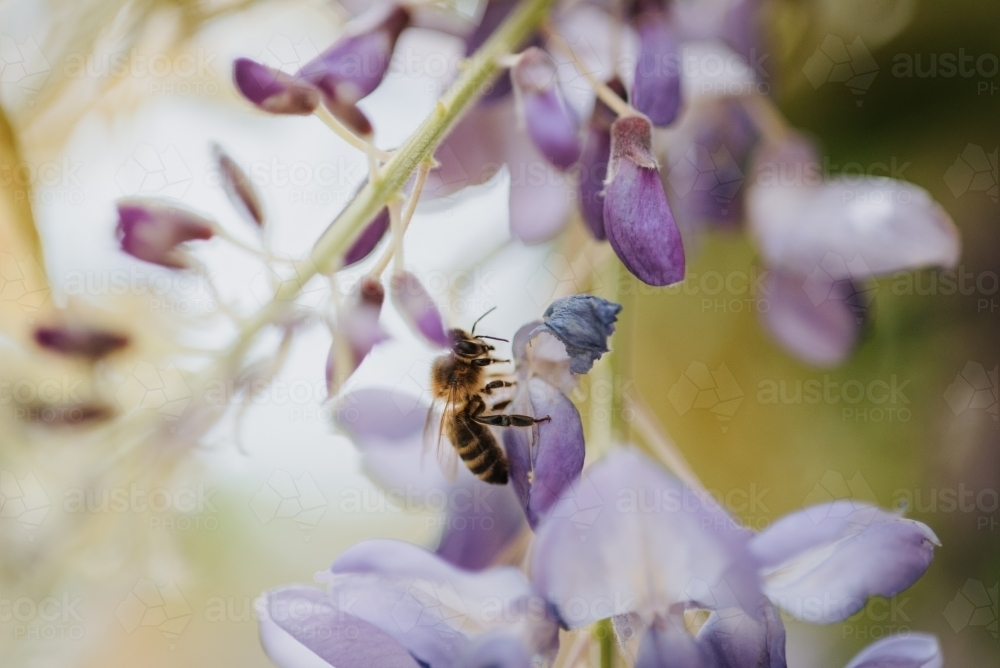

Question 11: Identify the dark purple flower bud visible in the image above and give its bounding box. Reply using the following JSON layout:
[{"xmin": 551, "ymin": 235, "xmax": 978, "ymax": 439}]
[
  {"xmin": 502, "ymin": 378, "xmax": 585, "ymax": 529},
  {"xmin": 531, "ymin": 294, "xmax": 621, "ymax": 374},
  {"xmin": 34, "ymin": 324, "xmax": 129, "ymax": 361},
  {"xmin": 511, "ymin": 47, "xmax": 580, "ymax": 170},
  {"xmin": 327, "ymin": 278, "xmax": 388, "ymax": 392},
  {"xmin": 212, "ymin": 143, "xmax": 264, "ymax": 227},
  {"xmin": 696, "ymin": 600, "xmax": 787, "ymax": 668},
  {"xmin": 632, "ymin": 10, "xmax": 682, "ymax": 126},
  {"xmin": 390, "ymin": 271, "xmax": 449, "ymax": 347},
  {"xmin": 845, "ymin": 634, "xmax": 942, "ymax": 668},
  {"xmin": 231, "ymin": 57, "xmax": 319, "ymax": 115},
  {"xmin": 343, "ymin": 204, "xmax": 390, "ymax": 266},
  {"xmin": 578, "ymin": 78, "xmax": 627, "ymax": 240},
  {"xmin": 116, "ymin": 199, "xmax": 214, "ymax": 269},
  {"xmin": 299, "ymin": 5, "xmax": 410, "ymax": 107},
  {"xmin": 435, "ymin": 477, "xmax": 526, "ymax": 571},
  {"xmin": 465, "ymin": 0, "xmax": 521, "ymax": 101},
  {"xmin": 604, "ymin": 115, "xmax": 686, "ymax": 286}
]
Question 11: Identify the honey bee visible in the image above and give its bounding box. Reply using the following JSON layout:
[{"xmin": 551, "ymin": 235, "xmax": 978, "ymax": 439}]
[{"xmin": 427, "ymin": 309, "xmax": 549, "ymax": 485}]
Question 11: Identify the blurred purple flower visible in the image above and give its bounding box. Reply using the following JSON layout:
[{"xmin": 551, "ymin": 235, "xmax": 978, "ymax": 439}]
[
  {"xmin": 213, "ymin": 143, "xmax": 265, "ymax": 227},
  {"xmin": 632, "ymin": 9, "xmax": 682, "ymax": 126},
  {"xmin": 342, "ymin": 203, "xmax": 390, "ymax": 267},
  {"xmin": 232, "ymin": 57, "xmax": 320, "ymax": 115},
  {"xmin": 511, "ymin": 47, "xmax": 580, "ymax": 170},
  {"xmin": 529, "ymin": 294, "xmax": 621, "ymax": 374},
  {"xmin": 34, "ymin": 324, "xmax": 129, "ymax": 361},
  {"xmin": 605, "ymin": 115, "xmax": 686, "ymax": 286},
  {"xmin": 844, "ymin": 633, "xmax": 942, "ymax": 668},
  {"xmin": 390, "ymin": 271, "xmax": 450, "ymax": 347},
  {"xmin": 116, "ymin": 199, "xmax": 214, "ymax": 269},
  {"xmin": 578, "ymin": 78, "xmax": 627, "ymax": 240}
]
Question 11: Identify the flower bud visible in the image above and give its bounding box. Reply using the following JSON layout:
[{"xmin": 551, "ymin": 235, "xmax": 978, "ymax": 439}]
[
  {"xmin": 232, "ymin": 57, "xmax": 319, "ymax": 115},
  {"xmin": 342, "ymin": 181, "xmax": 390, "ymax": 267},
  {"xmin": 632, "ymin": 10, "xmax": 682, "ymax": 126},
  {"xmin": 213, "ymin": 143, "xmax": 264, "ymax": 227},
  {"xmin": 530, "ymin": 295, "xmax": 622, "ymax": 374},
  {"xmin": 34, "ymin": 324, "xmax": 129, "ymax": 361},
  {"xmin": 604, "ymin": 116, "xmax": 686, "ymax": 286},
  {"xmin": 578, "ymin": 78, "xmax": 627, "ymax": 239},
  {"xmin": 389, "ymin": 271, "xmax": 449, "ymax": 348},
  {"xmin": 327, "ymin": 277, "xmax": 388, "ymax": 393},
  {"xmin": 116, "ymin": 200, "xmax": 214, "ymax": 269},
  {"xmin": 511, "ymin": 47, "xmax": 580, "ymax": 170}
]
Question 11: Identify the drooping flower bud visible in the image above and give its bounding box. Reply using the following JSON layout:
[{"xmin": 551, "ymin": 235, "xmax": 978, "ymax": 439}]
[
  {"xmin": 632, "ymin": 10, "xmax": 682, "ymax": 126},
  {"xmin": 529, "ymin": 294, "xmax": 621, "ymax": 374},
  {"xmin": 342, "ymin": 181, "xmax": 390, "ymax": 266},
  {"xmin": 231, "ymin": 57, "xmax": 320, "ymax": 115},
  {"xmin": 327, "ymin": 277, "xmax": 388, "ymax": 393},
  {"xmin": 34, "ymin": 324, "xmax": 129, "ymax": 361},
  {"xmin": 511, "ymin": 47, "xmax": 580, "ymax": 171},
  {"xmin": 389, "ymin": 271, "xmax": 449, "ymax": 347},
  {"xmin": 116, "ymin": 200, "xmax": 214, "ymax": 269},
  {"xmin": 212, "ymin": 143, "xmax": 264, "ymax": 227},
  {"xmin": 578, "ymin": 78, "xmax": 627, "ymax": 239},
  {"xmin": 604, "ymin": 116, "xmax": 686, "ymax": 286},
  {"xmin": 299, "ymin": 5, "xmax": 410, "ymax": 108}
]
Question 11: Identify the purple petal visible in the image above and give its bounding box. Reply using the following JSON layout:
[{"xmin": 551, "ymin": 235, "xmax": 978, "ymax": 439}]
[
  {"xmin": 390, "ymin": 271, "xmax": 450, "ymax": 347},
  {"xmin": 507, "ymin": 112, "xmax": 574, "ymax": 243},
  {"xmin": 425, "ymin": 102, "xmax": 509, "ymax": 198},
  {"xmin": 260, "ymin": 586, "xmax": 420, "ymax": 668},
  {"xmin": 299, "ymin": 5, "xmax": 410, "ymax": 105},
  {"xmin": 844, "ymin": 634, "xmax": 942, "ymax": 668},
  {"xmin": 751, "ymin": 502, "xmax": 939, "ymax": 623},
  {"xmin": 435, "ymin": 476, "xmax": 526, "ymax": 571},
  {"xmin": 116, "ymin": 199, "xmax": 214, "ymax": 269},
  {"xmin": 511, "ymin": 320, "xmax": 576, "ymax": 394},
  {"xmin": 636, "ymin": 616, "xmax": 714, "ymax": 668},
  {"xmin": 232, "ymin": 57, "xmax": 320, "ymax": 115},
  {"xmin": 455, "ymin": 634, "xmax": 533, "ymax": 668},
  {"xmin": 343, "ymin": 206, "xmax": 390, "ymax": 266},
  {"xmin": 512, "ymin": 48, "xmax": 580, "ymax": 170},
  {"xmin": 696, "ymin": 600, "xmax": 787, "ymax": 668},
  {"xmin": 577, "ymin": 78, "xmax": 627, "ymax": 240},
  {"xmin": 328, "ymin": 278, "xmax": 388, "ymax": 391},
  {"xmin": 531, "ymin": 448, "xmax": 761, "ymax": 628},
  {"xmin": 531, "ymin": 294, "xmax": 621, "ymax": 374},
  {"xmin": 502, "ymin": 378, "xmax": 585, "ymax": 528},
  {"xmin": 759, "ymin": 268, "xmax": 865, "ymax": 367},
  {"xmin": 34, "ymin": 324, "xmax": 129, "ymax": 360},
  {"xmin": 605, "ymin": 116, "xmax": 686, "ymax": 286},
  {"xmin": 632, "ymin": 11, "xmax": 682, "ymax": 126},
  {"xmin": 748, "ymin": 139, "xmax": 961, "ymax": 278},
  {"xmin": 464, "ymin": 0, "xmax": 524, "ymax": 101}
]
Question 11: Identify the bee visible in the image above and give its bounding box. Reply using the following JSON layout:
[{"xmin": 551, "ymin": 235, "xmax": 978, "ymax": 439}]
[{"xmin": 427, "ymin": 309, "xmax": 549, "ymax": 485}]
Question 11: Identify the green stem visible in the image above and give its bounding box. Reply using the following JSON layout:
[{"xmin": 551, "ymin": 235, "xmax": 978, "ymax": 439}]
[
  {"xmin": 226, "ymin": 0, "xmax": 554, "ymax": 360},
  {"xmin": 595, "ymin": 617, "xmax": 615, "ymax": 668}
]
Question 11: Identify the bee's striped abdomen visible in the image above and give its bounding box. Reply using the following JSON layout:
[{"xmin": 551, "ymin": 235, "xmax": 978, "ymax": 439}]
[{"xmin": 450, "ymin": 410, "xmax": 508, "ymax": 485}]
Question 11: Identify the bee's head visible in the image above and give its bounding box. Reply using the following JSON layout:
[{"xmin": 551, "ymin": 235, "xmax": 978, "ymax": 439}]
[{"xmin": 448, "ymin": 329, "xmax": 491, "ymax": 359}]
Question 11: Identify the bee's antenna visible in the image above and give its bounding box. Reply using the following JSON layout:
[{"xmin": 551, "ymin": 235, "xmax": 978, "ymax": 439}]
[
  {"xmin": 470, "ymin": 306, "xmax": 497, "ymax": 336},
  {"xmin": 478, "ymin": 335, "xmax": 508, "ymax": 342}
]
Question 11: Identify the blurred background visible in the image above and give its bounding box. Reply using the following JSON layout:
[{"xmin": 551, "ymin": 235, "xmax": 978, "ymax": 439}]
[{"xmin": 0, "ymin": 0, "xmax": 996, "ymax": 666}]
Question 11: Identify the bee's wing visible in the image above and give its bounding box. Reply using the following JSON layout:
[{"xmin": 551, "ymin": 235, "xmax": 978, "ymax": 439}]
[{"xmin": 423, "ymin": 393, "xmax": 459, "ymax": 483}]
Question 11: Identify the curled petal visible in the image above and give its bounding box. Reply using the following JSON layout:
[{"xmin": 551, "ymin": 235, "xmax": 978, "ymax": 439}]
[
  {"xmin": 260, "ymin": 586, "xmax": 419, "ymax": 668},
  {"xmin": 530, "ymin": 294, "xmax": 621, "ymax": 374},
  {"xmin": 512, "ymin": 47, "xmax": 580, "ymax": 170},
  {"xmin": 751, "ymin": 501, "xmax": 939, "ymax": 624},
  {"xmin": 390, "ymin": 271, "xmax": 450, "ymax": 347},
  {"xmin": 605, "ymin": 116, "xmax": 686, "ymax": 286},
  {"xmin": 696, "ymin": 600, "xmax": 787, "ymax": 668},
  {"xmin": 34, "ymin": 324, "xmax": 129, "ymax": 360},
  {"xmin": 632, "ymin": 11, "xmax": 682, "ymax": 126},
  {"xmin": 531, "ymin": 448, "xmax": 761, "ymax": 629},
  {"xmin": 844, "ymin": 633, "xmax": 943, "ymax": 668},
  {"xmin": 213, "ymin": 143, "xmax": 264, "ymax": 226},
  {"xmin": 748, "ymin": 138, "xmax": 961, "ymax": 278},
  {"xmin": 232, "ymin": 57, "xmax": 319, "ymax": 115},
  {"xmin": 578, "ymin": 78, "xmax": 627, "ymax": 240},
  {"xmin": 502, "ymin": 378, "xmax": 585, "ymax": 528},
  {"xmin": 116, "ymin": 199, "xmax": 214, "ymax": 269},
  {"xmin": 759, "ymin": 268, "xmax": 866, "ymax": 367}
]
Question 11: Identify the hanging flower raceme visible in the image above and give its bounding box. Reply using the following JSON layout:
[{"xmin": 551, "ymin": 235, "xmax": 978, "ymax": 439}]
[
  {"xmin": 631, "ymin": 6, "xmax": 683, "ymax": 126},
  {"xmin": 231, "ymin": 58, "xmax": 320, "ymax": 115},
  {"xmin": 604, "ymin": 115, "xmax": 686, "ymax": 286},
  {"xmin": 511, "ymin": 47, "xmax": 580, "ymax": 170},
  {"xmin": 389, "ymin": 271, "xmax": 450, "ymax": 347},
  {"xmin": 578, "ymin": 78, "xmax": 627, "ymax": 240},
  {"xmin": 116, "ymin": 199, "xmax": 214, "ymax": 269}
]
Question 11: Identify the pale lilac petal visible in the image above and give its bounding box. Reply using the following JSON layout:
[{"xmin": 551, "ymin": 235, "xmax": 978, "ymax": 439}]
[
  {"xmin": 502, "ymin": 378, "xmax": 585, "ymax": 528},
  {"xmin": 759, "ymin": 268, "xmax": 865, "ymax": 367},
  {"xmin": 454, "ymin": 633, "xmax": 533, "ymax": 668},
  {"xmin": 605, "ymin": 116, "xmax": 686, "ymax": 286},
  {"xmin": 512, "ymin": 48, "xmax": 580, "ymax": 170},
  {"xmin": 531, "ymin": 294, "xmax": 621, "ymax": 374},
  {"xmin": 508, "ymin": 127, "xmax": 573, "ymax": 244},
  {"xmin": 390, "ymin": 271, "xmax": 450, "ymax": 347},
  {"xmin": 435, "ymin": 477, "xmax": 527, "ymax": 571},
  {"xmin": 751, "ymin": 502, "xmax": 940, "ymax": 623},
  {"xmin": 116, "ymin": 199, "xmax": 214, "ymax": 269},
  {"xmin": 844, "ymin": 633, "xmax": 942, "ymax": 668},
  {"xmin": 511, "ymin": 320, "xmax": 576, "ymax": 394},
  {"xmin": 531, "ymin": 449, "xmax": 761, "ymax": 628},
  {"xmin": 232, "ymin": 58, "xmax": 319, "ymax": 115},
  {"xmin": 260, "ymin": 586, "xmax": 420, "ymax": 668},
  {"xmin": 748, "ymin": 139, "xmax": 961, "ymax": 278},
  {"xmin": 578, "ymin": 78, "xmax": 626, "ymax": 240},
  {"xmin": 696, "ymin": 600, "xmax": 787, "ymax": 668},
  {"xmin": 636, "ymin": 617, "xmax": 714, "ymax": 668},
  {"xmin": 464, "ymin": 0, "xmax": 527, "ymax": 101},
  {"xmin": 327, "ymin": 279, "xmax": 388, "ymax": 391},
  {"xmin": 633, "ymin": 11, "xmax": 682, "ymax": 126}
]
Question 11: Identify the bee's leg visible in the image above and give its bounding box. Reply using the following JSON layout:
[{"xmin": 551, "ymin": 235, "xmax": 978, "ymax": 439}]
[
  {"xmin": 473, "ymin": 413, "xmax": 551, "ymax": 427},
  {"xmin": 483, "ymin": 380, "xmax": 514, "ymax": 395},
  {"xmin": 472, "ymin": 358, "xmax": 510, "ymax": 367},
  {"xmin": 490, "ymin": 399, "xmax": 512, "ymax": 412}
]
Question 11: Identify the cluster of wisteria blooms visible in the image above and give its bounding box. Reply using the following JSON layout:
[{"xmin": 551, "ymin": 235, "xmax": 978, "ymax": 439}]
[{"xmin": 24, "ymin": 0, "xmax": 963, "ymax": 665}]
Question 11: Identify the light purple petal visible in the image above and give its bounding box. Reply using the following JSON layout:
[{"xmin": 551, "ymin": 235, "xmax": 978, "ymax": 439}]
[
  {"xmin": 636, "ymin": 616, "xmax": 714, "ymax": 668},
  {"xmin": 696, "ymin": 600, "xmax": 787, "ymax": 668},
  {"xmin": 844, "ymin": 633, "xmax": 942, "ymax": 668},
  {"xmin": 390, "ymin": 271, "xmax": 450, "ymax": 347},
  {"xmin": 343, "ymin": 206, "xmax": 390, "ymax": 266},
  {"xmin": 116, "ymin": 199, "xmax": 214, "ymax": 269},
  {"xmin": 512, "ymin": 48, "xmax": 580, "ymax": 170},
  {"xmin": 748, "ymin": 139, "xmax": 961, "ymax": 278},
  {"xmin": 328, "ymin": 279, "xmax": 388, "ymax": 391},
  {"xmin": 751, "ymin": 502, "xmax": 940, "ymax": 623},
  {"xmin": 512, "ymin": 321, "xmax": 576, "ymax": 394},
  {"xmin": 502, "ymin": 378, "xmax": 585, "ymax": 528},
  {"xmin": 531, "ymin": 448, "xmax": 761, "ymax": 629},
  {"xmin": 454, "ymin": 633, "xmax": 533, "ymax": 668},
  {"xmin": 632, "ymin": 11, "xmax": 682, "ymax": 126},
  {"xmin": 232, "ymin": 57, "xmax": 319, "ymax": 115},
  {"xmin": 260, "ymin": 586, "xmax": 420, "ymax": 668},
  {"xmin": 435, "ymin": 477, "xmax": 527, "ymax": 571},
  {"xmin": 759, "ymin": 268, "xmax": 865, "ymax": 367},
  {"xmin": 605, "ymin": 116, "xmax": 686, "ymax": 286},
  {"xmin": 508, "ymin": 124, "xmax": 574, "ymax": 244},
  {"xmin": 425, "ymin": 103, "xmax": 509, "ymax": 198}
]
